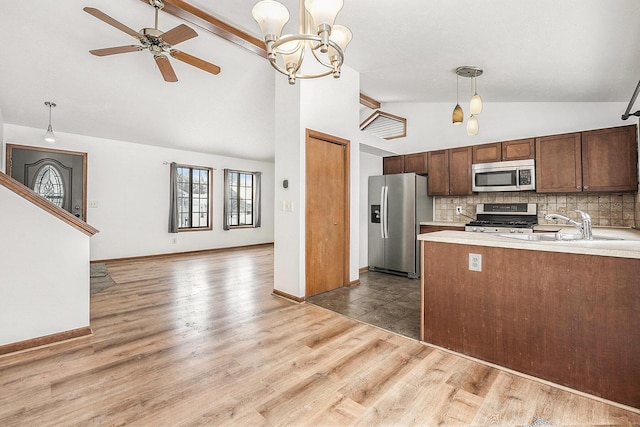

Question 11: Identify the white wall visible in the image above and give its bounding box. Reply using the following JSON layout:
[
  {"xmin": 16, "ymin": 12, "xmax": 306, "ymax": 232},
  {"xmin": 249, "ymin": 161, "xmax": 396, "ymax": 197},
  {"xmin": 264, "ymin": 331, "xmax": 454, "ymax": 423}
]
[
  {"xmin": 0, "ymin": 186, "xmax": 90, "ymax": 346},
  {"xmin": 359, "ymin": 151, "xmax": 382, "ymax": 269},
  {"xmin": 362, "ymin": 102, "xmax": 632, "ymax": 154},
  {"xmin": 3, "ymin": 124, "xmax": 275, "ymax": 260},
  {"xmin": 273, "ymin": 65, "xmax": 382, "ymax": 298}
]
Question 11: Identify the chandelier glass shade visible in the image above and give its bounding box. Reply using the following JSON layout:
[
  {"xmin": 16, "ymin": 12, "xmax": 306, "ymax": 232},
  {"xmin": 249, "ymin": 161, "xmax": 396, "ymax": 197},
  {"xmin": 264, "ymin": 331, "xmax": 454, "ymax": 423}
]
[
  {"xmin": 252, "ymin": 0, "xmax": 352, "ymax": 85},
  {"xmin": 453, "ymin": 66, "xmax": 483, "ymax": 135},
  {"xmin": 43, "ymin": 101, "xmax": 57, "ymax": 143}
]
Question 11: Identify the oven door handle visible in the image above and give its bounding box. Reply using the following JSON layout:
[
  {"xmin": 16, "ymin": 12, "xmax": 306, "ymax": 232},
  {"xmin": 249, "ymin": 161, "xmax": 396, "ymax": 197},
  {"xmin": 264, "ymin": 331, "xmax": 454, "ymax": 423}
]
[{"xmin": 515, "ymin": 168, "xmax": 520, "ymax": 189}]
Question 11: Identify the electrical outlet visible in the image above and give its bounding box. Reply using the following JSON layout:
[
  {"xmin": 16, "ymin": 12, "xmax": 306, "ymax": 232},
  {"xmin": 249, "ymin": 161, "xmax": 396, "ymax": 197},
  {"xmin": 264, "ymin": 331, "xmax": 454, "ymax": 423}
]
[
  {"xmin": 456, "ymin": 206, "xmax": 463, "ymax": 215},
  {"xmin": 89, "ymin": 201, "xmax": 98, "ymax": 208},
  {"xmin": 469, "ymin": 253, "xmax": 482, "ymax": 272}
]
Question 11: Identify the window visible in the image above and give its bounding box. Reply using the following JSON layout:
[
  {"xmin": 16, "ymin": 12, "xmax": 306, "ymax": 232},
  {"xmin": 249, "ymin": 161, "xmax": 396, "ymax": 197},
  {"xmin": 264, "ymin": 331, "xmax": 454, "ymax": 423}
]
[
  {"xmin": 175, "ymin": 165, "xmax": 212, "ymax": 231},
  {"xmin": 224, "ymin": 169, "xmax": 262, "ymax": 229},
  {"xmin": 33, "ymin": 164, "xmax": 65, "ymax": 207}
]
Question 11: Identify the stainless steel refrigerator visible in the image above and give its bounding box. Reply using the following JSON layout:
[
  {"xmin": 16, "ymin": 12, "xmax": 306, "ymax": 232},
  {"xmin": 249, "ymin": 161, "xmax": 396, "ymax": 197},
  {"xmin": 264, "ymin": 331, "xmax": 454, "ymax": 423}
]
[{"xmin": 368, "ymin": 173, "xmax": 433, "ymax": 278}]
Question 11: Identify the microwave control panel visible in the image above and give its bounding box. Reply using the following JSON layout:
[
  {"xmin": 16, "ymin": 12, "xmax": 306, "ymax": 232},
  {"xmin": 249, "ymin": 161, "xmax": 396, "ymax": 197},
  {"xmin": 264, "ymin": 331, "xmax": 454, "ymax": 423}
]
[{"xmin": 519, "ymin": 169, "xmax": 532, "ymax": 185}]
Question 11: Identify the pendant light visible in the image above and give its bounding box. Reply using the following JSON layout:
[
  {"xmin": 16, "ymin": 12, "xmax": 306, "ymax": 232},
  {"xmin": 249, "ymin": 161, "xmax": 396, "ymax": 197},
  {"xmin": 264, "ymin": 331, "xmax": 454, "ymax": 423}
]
[
  {"xmin": 452, "ymin": 74, "xmax": 463, "ymax": 125},
  {"xmin": 454, "ymin": 66, "xmax": 483, "ymax": 135},
  {"xmin": 43, "ymin": 101, "xmax": 57, "ymax": 143},
  {"xmin": 470, "ymin": 74, "xmax": 483, "ymax": 114},
  {"xmin": 467, "ymin": 114, "xmax": 479, "ymax": 136}
]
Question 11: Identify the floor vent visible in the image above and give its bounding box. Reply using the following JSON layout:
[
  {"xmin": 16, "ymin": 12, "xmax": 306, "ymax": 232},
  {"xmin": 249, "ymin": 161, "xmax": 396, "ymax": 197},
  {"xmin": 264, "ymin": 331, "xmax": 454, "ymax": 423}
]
[{"xmin": 360, "ymin": 110, "xmax": 407, "ymax": 140}]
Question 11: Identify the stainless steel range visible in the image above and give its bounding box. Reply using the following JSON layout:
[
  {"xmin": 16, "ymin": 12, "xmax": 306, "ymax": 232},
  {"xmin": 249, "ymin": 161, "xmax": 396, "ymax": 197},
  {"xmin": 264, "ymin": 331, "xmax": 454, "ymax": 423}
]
[{"xmin": 465, "ymin": 203, "xmax": 538, "ymax": 234}]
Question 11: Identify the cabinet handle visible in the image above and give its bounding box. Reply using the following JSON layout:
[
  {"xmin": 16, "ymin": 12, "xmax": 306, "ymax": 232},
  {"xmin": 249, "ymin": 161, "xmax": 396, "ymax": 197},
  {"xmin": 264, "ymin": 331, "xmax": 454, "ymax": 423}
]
[
  {"xmin": 576, "ymin": 186, "xmax": 582, "ymax": 189},
  {"xmin": 583, "ymin": 186, "xmax": 589, "ymax": 189}
]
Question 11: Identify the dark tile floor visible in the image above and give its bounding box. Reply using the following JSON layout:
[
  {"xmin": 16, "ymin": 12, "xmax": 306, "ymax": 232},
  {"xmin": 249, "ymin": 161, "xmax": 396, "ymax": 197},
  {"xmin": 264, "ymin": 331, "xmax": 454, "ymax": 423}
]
[{"xmin": 307, "ymin": 271, "xmax": 421, "ymax": 340}]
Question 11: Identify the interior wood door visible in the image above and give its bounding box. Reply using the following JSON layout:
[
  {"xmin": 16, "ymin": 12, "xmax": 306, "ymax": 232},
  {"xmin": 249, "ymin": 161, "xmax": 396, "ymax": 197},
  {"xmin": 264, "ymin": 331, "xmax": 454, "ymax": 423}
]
[{"xmin": 305, "ymin": 130, "xmax": 350, "ymax": 298}]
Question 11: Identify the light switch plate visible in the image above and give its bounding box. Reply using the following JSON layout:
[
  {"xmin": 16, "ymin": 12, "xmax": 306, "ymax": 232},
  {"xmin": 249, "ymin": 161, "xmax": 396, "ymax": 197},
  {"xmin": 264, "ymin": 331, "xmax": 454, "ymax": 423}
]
[{"xmin": 469, "ymin": 253, "xmax": 482, "ymax": 272}]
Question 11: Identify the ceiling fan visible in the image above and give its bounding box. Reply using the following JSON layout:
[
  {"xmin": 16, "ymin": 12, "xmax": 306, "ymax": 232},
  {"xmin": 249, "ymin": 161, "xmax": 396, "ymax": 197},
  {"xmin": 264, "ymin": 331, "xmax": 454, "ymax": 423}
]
[{"xmin": 83, "ymin": 0, "xmax": 220, "ymax": 82}]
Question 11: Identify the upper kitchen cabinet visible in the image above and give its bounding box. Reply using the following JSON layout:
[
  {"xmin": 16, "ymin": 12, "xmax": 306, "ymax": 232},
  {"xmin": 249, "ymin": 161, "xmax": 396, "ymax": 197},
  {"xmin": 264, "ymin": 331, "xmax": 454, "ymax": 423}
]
[
  {"xmin": 535, "ymin": 133, "xmax": 582, "ymax": 193},
  {"xmin": 449, "ymin": 147, "xmax": 473, "ymax": 195},
  {"xmin": 536, "ymin": 125, "xmax": 638, "ymax": 193},
  {"xmin": 427, "ymin": 147, "xmax": 472, "ymax": 196},
  {"xmin": 472, "ymin": 139, "xmax": 535, "ymax": 164},
  {"xmin": 404, "ymin": 152, "xmax": 428, "ymax": 175},
  {"xmin": 502, "ymin": 138, "xmax": 535, "ymax": 161},
  {"xmin": 382, "ymin": 155, "xmax": 404, "ymax": 175},
  {"xmin": 472, "ymin": 142, "xmax": 502, "ymax": 163},
  {"xmin": 581, "ymin": 125, "xmax": 638, "ymax": 193},
  {"xmin": 427, "ymin": 150, "xmax": 449, "ymax": 195},
  {"xmin": 383, "ymin": 152, "xmax": 428, "ymax": 175}
]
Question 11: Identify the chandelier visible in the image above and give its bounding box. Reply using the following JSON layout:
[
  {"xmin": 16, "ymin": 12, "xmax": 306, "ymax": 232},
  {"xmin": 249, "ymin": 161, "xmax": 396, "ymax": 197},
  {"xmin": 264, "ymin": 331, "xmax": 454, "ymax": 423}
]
[{"xmin": 252, "ymin": 0, "xmax": 352, "ymax": 85}]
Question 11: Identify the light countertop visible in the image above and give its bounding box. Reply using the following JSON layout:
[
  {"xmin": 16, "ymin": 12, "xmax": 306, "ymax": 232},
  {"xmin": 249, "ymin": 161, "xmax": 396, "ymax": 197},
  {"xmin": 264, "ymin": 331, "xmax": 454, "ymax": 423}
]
[
  {"xmin": 420, "ymin": 221, "xmax": 467, "ymax": 227},
  {"xmin": 418, "ymin": 227, "xmax": 640, "ymax": 259}
]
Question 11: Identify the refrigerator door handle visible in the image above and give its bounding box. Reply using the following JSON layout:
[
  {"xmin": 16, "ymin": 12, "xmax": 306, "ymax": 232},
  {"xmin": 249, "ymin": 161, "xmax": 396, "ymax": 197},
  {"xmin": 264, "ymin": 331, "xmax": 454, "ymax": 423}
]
[
  {"xmin": 382, "ymin": 185, "xmax": 389, "ymax": 239},
  {"xmin": 379, "ymin": 186, "xmax": 385, "ymax": 239}
]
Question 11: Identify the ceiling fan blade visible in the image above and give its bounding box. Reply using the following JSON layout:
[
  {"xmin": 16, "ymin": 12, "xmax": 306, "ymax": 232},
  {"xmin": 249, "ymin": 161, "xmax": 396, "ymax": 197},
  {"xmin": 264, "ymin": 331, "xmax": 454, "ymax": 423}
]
[
  {"xmin": 155, "ymin": 55, "xmax": 178, "ymax": 82},
  {"xmin": 170, "ymin": 50, "xmax": 221, "ymax": 75},
  {"xmin": 83, "ymin": 7, "xmax": 142, "ymax": 40},
  {"xmin": 161, "ymin": 24, "xmax": 198, "ymax": 46},
  {"xmin": 89, "ymin": 45, "xmax": 144, "ymax": 57}
]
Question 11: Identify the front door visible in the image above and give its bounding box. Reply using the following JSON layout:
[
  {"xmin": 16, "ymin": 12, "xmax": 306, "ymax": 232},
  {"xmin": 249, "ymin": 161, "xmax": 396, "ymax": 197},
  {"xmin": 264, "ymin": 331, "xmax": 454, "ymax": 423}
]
[
  {"xmin": 6, "ymin": 145, "xmax": 87, "ymax": 220},
  {"xmin": 305, "ymin": 129, "xmax": 350, "ymax": 298}
]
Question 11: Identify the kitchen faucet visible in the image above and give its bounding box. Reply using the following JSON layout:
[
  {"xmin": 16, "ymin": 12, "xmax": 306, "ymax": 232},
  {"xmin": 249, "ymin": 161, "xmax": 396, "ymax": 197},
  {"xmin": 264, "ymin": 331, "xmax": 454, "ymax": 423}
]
[{"xmin": 544, "ymin": 210, "xmax": 592, "ymax": 240}]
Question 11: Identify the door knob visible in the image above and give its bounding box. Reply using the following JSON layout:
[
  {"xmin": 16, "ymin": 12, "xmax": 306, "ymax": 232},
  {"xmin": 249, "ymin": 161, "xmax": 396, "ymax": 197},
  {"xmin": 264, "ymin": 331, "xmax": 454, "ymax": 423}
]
[{"xmin": 334, "ymin": 222, "xmax": 338, "ymax": 225}]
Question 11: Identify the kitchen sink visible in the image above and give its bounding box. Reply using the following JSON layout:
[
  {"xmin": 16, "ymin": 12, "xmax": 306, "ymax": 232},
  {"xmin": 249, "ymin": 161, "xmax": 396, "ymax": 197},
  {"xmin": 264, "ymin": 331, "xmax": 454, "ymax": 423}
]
[{"xmin": 497, "ymin": 233, "xmax": 626, "ymax": 242}]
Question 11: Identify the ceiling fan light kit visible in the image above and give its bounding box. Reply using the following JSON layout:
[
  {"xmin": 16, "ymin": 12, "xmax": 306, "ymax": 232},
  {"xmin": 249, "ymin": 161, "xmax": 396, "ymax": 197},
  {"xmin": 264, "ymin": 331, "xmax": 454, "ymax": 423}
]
[
  {"xmin": 43, "ymin": 101, "xmax": 57, "ymax": 143},
  {"xmin": 83, "ymin": 0, "xmax": 221, "ymax": 82},
  {"xmin": 252, "ymin": 0, "xmax": 352, "ymax": 85},
  {"xmin": 453, "ymin": 66, "xmax": 483, "ymax": 135}
]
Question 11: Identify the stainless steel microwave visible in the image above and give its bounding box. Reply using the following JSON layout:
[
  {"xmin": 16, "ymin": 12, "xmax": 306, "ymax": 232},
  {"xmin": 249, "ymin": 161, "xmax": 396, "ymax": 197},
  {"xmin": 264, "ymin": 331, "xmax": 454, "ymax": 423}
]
[{"xmin": 471, "ymin": 159, "xmax": 536, "ymax": 192}]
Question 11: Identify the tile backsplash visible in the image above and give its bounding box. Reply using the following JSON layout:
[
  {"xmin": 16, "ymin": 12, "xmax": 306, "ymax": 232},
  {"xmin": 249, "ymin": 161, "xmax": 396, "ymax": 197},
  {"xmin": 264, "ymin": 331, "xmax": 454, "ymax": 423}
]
[{"xmin": 434, "ymin": 192, "xmax": 639, "ymax": 228}]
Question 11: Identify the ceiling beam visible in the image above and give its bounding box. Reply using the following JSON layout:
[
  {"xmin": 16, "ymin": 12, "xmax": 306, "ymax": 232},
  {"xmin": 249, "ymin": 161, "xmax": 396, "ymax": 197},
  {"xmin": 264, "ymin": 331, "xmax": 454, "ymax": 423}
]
[
  {"xmin": 359, "ymin": 93, "xmax": 381, "ymax": 110},
  {"xmin": 147, "ymin": 1, "xmax": 381, "ymax": 107},
  {"xmin": 142, "ymin": 0, "xmax": 267, "ymax": 58}
]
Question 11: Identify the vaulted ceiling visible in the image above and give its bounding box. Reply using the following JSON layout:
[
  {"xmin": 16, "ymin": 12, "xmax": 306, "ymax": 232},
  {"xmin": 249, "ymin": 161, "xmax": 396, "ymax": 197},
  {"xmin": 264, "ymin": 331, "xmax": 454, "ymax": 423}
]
[{"xmin": 1, "ymin": 0, "xmax": 639, "ymax": 161}]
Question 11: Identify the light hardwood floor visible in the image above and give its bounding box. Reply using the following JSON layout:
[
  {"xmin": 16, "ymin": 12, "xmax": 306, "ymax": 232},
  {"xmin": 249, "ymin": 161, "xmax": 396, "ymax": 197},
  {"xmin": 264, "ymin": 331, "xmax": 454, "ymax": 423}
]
[{"xmin": 1, "ymin": 245, "xmax": 638, "ymax": 426}]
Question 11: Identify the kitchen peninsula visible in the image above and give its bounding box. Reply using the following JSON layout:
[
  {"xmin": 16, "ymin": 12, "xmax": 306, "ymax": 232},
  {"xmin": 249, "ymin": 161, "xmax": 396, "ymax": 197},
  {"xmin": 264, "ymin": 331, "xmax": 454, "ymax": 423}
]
[{"xmin": 418, "ymin": 229, "xmax": 640, "ymax": 410}]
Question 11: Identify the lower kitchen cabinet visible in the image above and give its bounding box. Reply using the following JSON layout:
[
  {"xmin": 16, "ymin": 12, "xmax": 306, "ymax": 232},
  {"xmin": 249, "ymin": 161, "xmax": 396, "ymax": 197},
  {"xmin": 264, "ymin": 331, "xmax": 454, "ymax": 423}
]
[
  {"xmin": 419, "ymin": 225, "xmax": 465, "ymax": 233},
  {"xmin": 422, "ymin": 240, "xmax": 640, "ymax": 408}
]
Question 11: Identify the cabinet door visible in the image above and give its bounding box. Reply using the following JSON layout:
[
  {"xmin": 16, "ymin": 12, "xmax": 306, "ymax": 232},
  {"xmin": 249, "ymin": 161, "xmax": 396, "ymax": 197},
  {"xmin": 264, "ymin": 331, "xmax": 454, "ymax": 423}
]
[
  {"xmin": 472, "ymin": 142, "xmax": 502, "ymax": 163},
  {"xmin": 581, "ymin": 125, "xmax": 638, "ymax": 193},
  {"xmin": 449, "ymin": 146, "xmax": 473, "ymax": 196},
  {"xmin": 502, "ymin": 138, "xmax": 535, "ymax": 160},
  {"xmin": 427, "ymin": 150, "xmax": 449, "ymax": 196},
  {"xmin": 383, "ymin": 155, "xmax": 404, "ymax": 175},
  {"xmin": 535, "ymin": 133, "xmax": 582, "ymax": 193},
  {"xmin": 404, "ymin": 152, "xmax": 428, "ymax": 175}
]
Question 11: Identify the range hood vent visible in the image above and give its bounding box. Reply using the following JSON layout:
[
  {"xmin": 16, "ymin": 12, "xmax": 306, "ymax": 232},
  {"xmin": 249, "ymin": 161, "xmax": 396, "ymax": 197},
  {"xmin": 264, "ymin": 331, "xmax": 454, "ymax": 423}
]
[{"xmin": 360, "ymin": 110, "xmax": 407, "ymax": 140}]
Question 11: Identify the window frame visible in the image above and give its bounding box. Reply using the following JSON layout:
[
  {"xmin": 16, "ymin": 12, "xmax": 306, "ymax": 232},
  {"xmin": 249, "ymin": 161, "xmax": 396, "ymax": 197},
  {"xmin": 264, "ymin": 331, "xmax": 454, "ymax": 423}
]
[
  {"xmin": 175, "ymin": 164, "xmax": 213, "ymax": 232},
  {"xmin": 225, "ymin": 169, "xmax": 258, "ymax": 229}
]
